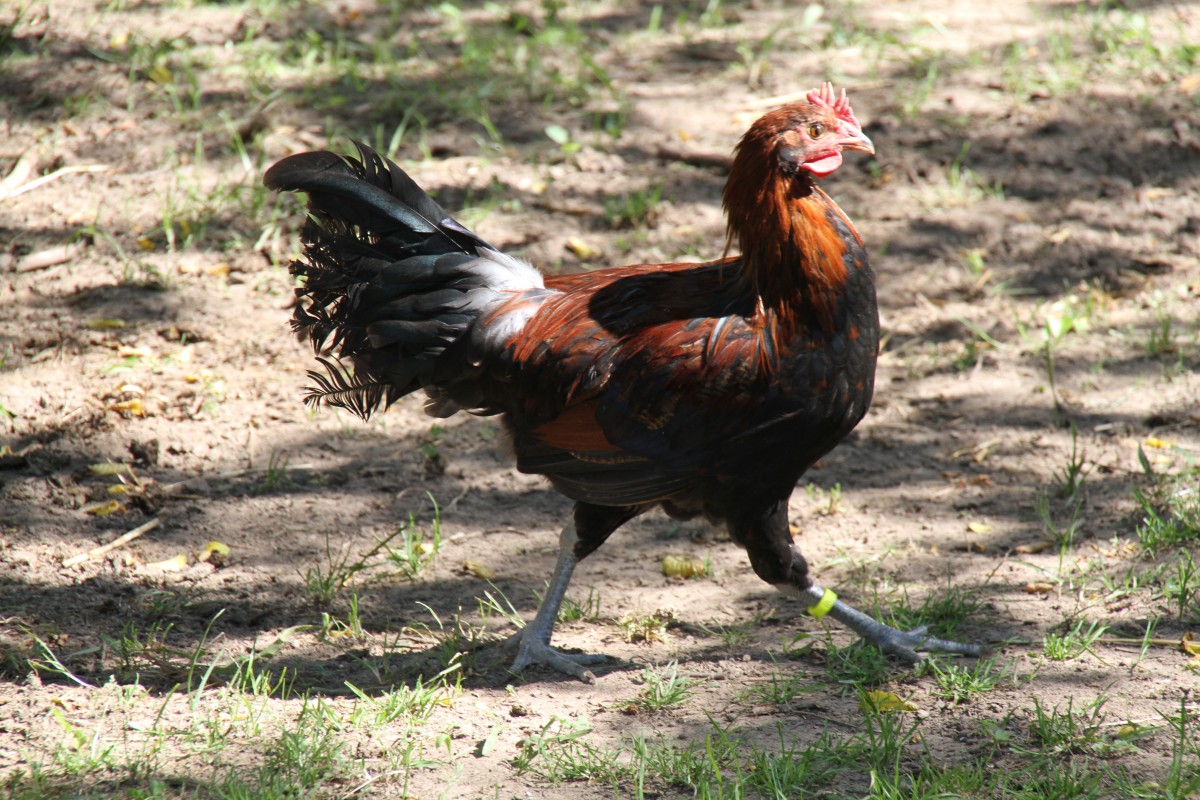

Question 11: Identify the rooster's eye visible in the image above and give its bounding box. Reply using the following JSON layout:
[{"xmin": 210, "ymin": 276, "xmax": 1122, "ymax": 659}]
[{"xmin": 807, "ymin": 123, "xmax": 825, "ymax": 138}]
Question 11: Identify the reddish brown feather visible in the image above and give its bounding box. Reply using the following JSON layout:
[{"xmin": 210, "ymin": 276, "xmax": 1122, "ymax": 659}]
[
  {"xmin": 722, "ymin": 106, "xmax": 865, "ymax": 337},
  {"xmin": 532, "ymin": 398, "xmax": 620, "ymax": 452},
  {"xmin": 483, "ymin": 96, "xmax": 871, "ymax": 461}
]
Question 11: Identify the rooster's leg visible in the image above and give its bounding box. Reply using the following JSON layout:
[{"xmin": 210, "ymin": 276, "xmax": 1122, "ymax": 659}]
[
  {"xmin": 502, "ymin": 520, "xmax": 608, "ymax": 684},
  {"xmin": 798, "ymin": 583, "xmax": 984, "ymax": 662},
  {"xmin": 737, "ymin": 508, "xmax": 982, "ymax": 662}
]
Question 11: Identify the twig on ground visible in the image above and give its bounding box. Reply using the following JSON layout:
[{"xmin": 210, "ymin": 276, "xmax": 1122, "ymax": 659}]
[
  {"xmin": 1096, "ymin": 636, "xmax": 1199, "ymax": 650},
  {"xmin": 160, "ymin": 464, "xmax": 318, "ymax": 495},
  {"xmin": 444, "ymin": 484, "xmax": 471, "ymax": 511},
  {"xmin": 0, "ymin": 162, "xmax": 110, "ymax": 201},
  {"xmin": 17, "ymin": 242, "xmax": 89, "ymax": 272},
  {"xmin": 63, "ymin": 517, "xmax": 161, "ymax": 567},
  {"xmin": 655, "ymin": 144, "xmax": 731, "ymax": 170},
  {"xmin": 0, "ymin": 150, "xmax": 39, "ymax": 199}
]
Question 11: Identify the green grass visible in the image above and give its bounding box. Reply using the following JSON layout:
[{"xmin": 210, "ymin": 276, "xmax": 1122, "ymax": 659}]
[
  {"xmin": 738, "ymin": 661, "xmax": 822, "ymax": 707},
  {"xmin": 922, "ymin": 657, "xmax": 1009, "ymax": 705},
  {"xmin": 257, "ymin": 449, "xmax": 291, "ymax": 492},
  {"xmin": 303, "ymin": 502, "xmax": 442, "ymax": 604},
  {"xmin": 6, "ymin": 0, "xmax": 1200, "ymax": 796},
  {"xmin": 510, "ymin": 689, "xmax": 1200, "ymax": 797},
  {"xmin": 1163, "ymin": 551, "xmax": 1200, "ymax": 622},
  {"xmin": 698, "ymin": 617, "xmax": 758, "ymax": 651},
  {"xmin": 624, "ymin": 661, "xmax": 698, "ymax": 713},
  {"xmin": 879, "ymin": 585, "xmax": 983, "ymax": 644},
  {"xmin": 802, "ymin": 633, "xmax": 895, "ymax": 690},
  {"xmin": 603, "ymin": 184, "xmax": 663, "ymax": 230},
  {"xmin": 1021, "ymin": 695, "xmax": 1138, "ymax": 759},
  {"xmin": 1135, "ymin": 466, "xmax": 1200, "ymax": 556},
  {"xmin": 8, "ymin": 625, "xmax": 466, "ymax": 799},
  {"xmin": 556, "ymin": 585, "xmax": 602, "ymax": 623},
  {"xmin": 513, "ymin": 715, "xmax": 625, "ymax": 783},
  {"xmin": 1042, "ymin": 617, "xmax": 1107, "ymax": 662},
  {"xmin": 8, "ymin": 582, "xmax": 1198, "ymax": 800},
  {"xmin": 805, "ymin": 481, "xmax": 844, "ymax": 515},
  {"xmin": 617, "ymin": 609, "xmax": 673, "ymax": 644},
  {"xmin": 921, "ymin": 141, "xmax": 1005, "ymax": 209},
  {"xmin": 318, "ymin": 592, "xmax": 366, "ymax": 641},
  {"xmin": 1001, "ymin": 2, "xmax": 1198, "ymax": 98}
]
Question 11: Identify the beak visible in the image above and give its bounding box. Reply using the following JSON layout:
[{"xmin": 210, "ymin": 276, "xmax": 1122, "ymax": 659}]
[{"xmin": 841, "ymin": 128, "xmax": 875, "ymax": 155}]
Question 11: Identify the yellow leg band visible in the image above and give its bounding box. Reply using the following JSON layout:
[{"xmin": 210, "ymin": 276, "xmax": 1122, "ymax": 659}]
[{"xmin": 808, "ymin": 588, "xmax": 837, "ymax": 619}]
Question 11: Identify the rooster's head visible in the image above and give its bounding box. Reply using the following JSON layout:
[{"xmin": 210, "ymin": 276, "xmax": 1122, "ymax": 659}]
[{"xmin": 742, "ymin": 83, "xmax": 874, "ymax": 181}]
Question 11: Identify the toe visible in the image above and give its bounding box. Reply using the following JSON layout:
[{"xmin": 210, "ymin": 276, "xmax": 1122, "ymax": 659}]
[{"xmin": 507, "ymin": 630, "xmax": 608, "ymax": 683}]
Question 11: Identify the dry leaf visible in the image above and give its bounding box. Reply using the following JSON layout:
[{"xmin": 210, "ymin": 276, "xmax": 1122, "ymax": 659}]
[
  {"xmin": 860, "ymin": 690, "xmax": 918, "ymax": 713},
  {"xmin": 1025, "ymin": 582, "xmax": 1056, "ymax": 594},
  {"xmin": 0, "ymin": 149, "xmax": 38, "ymax": 199},
  {"xmin": 84, "ymin": 499, "xmax": 124, "ymax": 516},
  {"xmin": 662, "ymin": 555, "xmax": 707, "ymax": 579},
  {"xmin": 88, "ymin": 462, "xmax": 131, "ymax": 476},
  {"xmin": 147, "ymin": 554, "xmax": 189, "ymax": 572},
  {"xmin": 109, "ymin": 399, "xmax": 145, "ymax": 417},
  {"xmin": 462, "ymin": 561, "xmax": 496, "ymax": 580},
  {"xmin": 1181, "ymin": 632, "xmax": 1200, "ymax": 656},
  {"xmin": 197, "ymin": 541, "xmax": 230, "ymax": 564},
  {"xmin": 87, "ymin": 318, "xmax": 126, "ymax": 330},
  {"xmin": 147, "ymin": 64, "xmax": 173, "ymax": 85},
  {"xmin": 1015, "ymin": 541, "xmax": 1053, "ymax": 555},
  {"xmin": 966, "ymin": 521, "xmax": 992, "ymax": 534},
  {"xmin": 565, "ymin": 236, "xmax": 602, "ymax": 260}
]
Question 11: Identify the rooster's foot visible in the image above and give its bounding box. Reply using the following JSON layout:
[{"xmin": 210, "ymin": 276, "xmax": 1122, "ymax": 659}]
[
  {"xmin": 798, "ymin": 583, "xmax": 985, "ymax": 663},
  {"xmin": 502, "ymin": 629, "xmax": 607, "ymax": 684},
  {"xmin": 870, "ymin": 624, "xmax": 984, "ymax": 663}
]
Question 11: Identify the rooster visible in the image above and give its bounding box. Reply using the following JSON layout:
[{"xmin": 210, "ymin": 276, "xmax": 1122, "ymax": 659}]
[{"xmin": 265, "ymin": 84, "xmax": 982, "ymax": 682}]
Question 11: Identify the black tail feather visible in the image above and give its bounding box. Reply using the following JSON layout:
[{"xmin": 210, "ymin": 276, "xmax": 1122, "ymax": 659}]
[
  {"xmin": 302, "ymin": 356, "xmax": 408, "ymax": 419},
  {"xmin": 267, "ymin": 143, "xmax": 540, "ymax": 421},
  {"xmin": 264, "ymin": 144, "xmax": 488, "ymax": 257}
]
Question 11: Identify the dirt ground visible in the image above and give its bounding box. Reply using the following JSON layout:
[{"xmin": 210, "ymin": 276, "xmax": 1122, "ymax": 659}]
[{"xmin": 1, "ymin": 0, "xmax": 1199, "ymax": 797}]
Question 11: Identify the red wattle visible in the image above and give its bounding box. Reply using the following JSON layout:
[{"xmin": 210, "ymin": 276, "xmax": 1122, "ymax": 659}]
[{"xmin": 801, "ymin": 152, "xmax": 843, "ymax": 178}]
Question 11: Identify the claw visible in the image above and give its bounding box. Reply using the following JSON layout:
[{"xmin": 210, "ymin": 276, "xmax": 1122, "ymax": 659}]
[
  {"xmin": 798, "ymin": 583, "xmax": 984, "ymax": 662},
  {"xmin": 503, "ymin": 627, "xmax": 607, "ymax": 684},
  {"xmin": 498, "ymin": 520, "xmax": 610, "ymax": 683},
  {"xmin": 874, "ymin": 625, "xmax": 984, "ymax": 663}
]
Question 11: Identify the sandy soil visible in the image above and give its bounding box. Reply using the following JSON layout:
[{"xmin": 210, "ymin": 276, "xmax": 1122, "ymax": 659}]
[{"xmin": 1, "ymin": 0, "xmax": 1198, "ymax": 796}]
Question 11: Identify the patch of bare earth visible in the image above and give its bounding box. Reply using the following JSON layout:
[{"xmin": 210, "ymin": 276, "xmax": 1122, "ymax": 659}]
[{"xmin": 1, "ymin": 0, "xmax": 1198, "ymax": 797}]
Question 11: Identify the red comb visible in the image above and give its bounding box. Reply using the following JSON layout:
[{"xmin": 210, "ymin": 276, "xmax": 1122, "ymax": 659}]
[{"xmin": 807, "ymin": 82, "xmax": 860, "ymax": 128}]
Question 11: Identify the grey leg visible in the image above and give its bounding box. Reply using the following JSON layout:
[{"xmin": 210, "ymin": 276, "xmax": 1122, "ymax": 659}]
[
  {"xmin": 501, "ymin": 521, "xmax": 608, "ymax": 683},
  {"xmin": 795, "ymin": 583, "xmax": 984, "ymax": 661}
]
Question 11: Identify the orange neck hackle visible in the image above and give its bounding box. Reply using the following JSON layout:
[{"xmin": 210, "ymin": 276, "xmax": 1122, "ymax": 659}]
[{"xmin": 721, "ymin": 106, "xmax": 861, "ymax": 334}]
